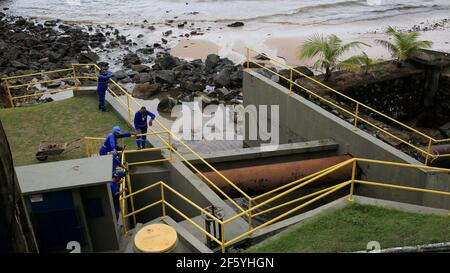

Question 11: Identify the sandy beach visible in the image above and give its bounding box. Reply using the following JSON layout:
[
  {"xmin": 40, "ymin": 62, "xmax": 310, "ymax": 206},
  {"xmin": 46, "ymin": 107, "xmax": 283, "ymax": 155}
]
[{"xmin": 168, "ymin": 8, "xmax": 450, "ymax": 69}]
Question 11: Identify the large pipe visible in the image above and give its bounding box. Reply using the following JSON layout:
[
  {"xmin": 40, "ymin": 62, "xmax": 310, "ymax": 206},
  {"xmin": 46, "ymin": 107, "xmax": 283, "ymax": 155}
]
[{"xmin": 201, "ymin": 155, "xmax": 353, "ymax": 197}]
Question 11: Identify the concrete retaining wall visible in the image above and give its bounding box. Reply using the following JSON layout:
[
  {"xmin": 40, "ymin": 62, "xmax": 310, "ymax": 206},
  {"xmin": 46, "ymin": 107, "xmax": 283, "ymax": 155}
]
[{"xmin": 243, "ymin": 70, "xmax": 450, "ymax": 209}]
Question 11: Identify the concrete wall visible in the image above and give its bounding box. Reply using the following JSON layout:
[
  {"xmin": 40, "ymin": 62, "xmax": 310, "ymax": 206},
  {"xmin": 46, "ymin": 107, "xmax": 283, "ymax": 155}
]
[
  {"xmin": 243, "ymin": 70, "xmax": 450, "ymax": 209},
  {"xmin": 79, "ymin": 184, "xmax": 120, "ymax": 252}
]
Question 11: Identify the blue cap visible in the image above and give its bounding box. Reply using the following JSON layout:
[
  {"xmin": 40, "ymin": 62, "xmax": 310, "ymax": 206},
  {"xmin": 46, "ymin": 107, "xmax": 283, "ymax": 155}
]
[
  {"xmin": 112, "ymin": 126, "xmax": 121, "ymax": 134},
  {"xmin": 113, "ymin": 169, "xmax": 126, "ymax": 179}
]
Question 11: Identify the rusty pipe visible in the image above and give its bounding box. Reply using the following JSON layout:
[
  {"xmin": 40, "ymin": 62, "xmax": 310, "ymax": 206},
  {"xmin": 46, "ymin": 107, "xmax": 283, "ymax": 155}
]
[{"xmin": 201, "ymin": 155, "xmax": 353, "ymax": 197}]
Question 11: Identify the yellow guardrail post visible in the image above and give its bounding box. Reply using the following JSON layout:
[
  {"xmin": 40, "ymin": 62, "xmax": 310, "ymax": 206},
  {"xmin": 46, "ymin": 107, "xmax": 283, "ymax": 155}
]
[
  {"xmin": 161, "ymin": 183, "xmax": 167, "ymax": 219},
  {"xmin": 248, "ymin": 199, "xmax": 253, "ymax": 231},
  {"xmin": 348, "ymin": 160, "xmax": 357, "ymax": 201},
  {"xmin": 289, "ymin": 68, "xmax": 293, "ymax": 96},
  {"xmin": 425, "ymin": 138, "xmax": 433, "ymax": 166},
  {"xmin": 168, "ymin": 132, "xmax": 173, "ymax": 161},
  {"xmin": 125, "ymin": 170, "xmax": 137, "ymax": 226},
  {"xmin": 126, "ymin": 94, "xmax": 132, "ymax": 123},
  {"xmin": 3, "ymin": 79, "xmax": 14, "ymax": 108},
  {"xmin": 71, "ymin": 64, "xmax": 77, "ymax": 79},
  {"xmin": 221, "ymin": 222, "xmax": 226, "ymax": 253},
  {"xmin": 353, "ymin": 102, "xmax": 359, "ymax": 131},
  {"xmin": 246, "ymin": 48, "xmax": 250, "ymax": 69}
]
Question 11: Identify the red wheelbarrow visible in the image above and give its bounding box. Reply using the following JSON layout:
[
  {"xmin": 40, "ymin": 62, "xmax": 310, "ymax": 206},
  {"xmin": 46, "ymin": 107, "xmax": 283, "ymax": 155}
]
[{"xmin": 35, "ymin": 138, "xmax": 82, "ymax": 161}]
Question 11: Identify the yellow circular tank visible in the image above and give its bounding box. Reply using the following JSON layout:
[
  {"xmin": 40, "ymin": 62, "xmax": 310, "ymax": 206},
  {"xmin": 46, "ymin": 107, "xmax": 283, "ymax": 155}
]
[{"xmin": 133, "ymin": 223, "xmax": 178, "ymax": 253}]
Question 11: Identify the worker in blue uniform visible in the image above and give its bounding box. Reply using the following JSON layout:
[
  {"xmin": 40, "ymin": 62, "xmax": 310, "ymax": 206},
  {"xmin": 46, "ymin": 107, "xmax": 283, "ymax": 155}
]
[
  {"xmin": 97, "ymin": 67, "xmax": 113, "ymax": 112},
  {"xmin": 110, "ymin": 169, "xmax": 128, "ymax": 219},
  {"xmin": 99, "ymin": 126, "xmax": 136, "ymax": 156},
  {"xmin": 111, "ymin": 150, "xmax": 127, "ymax": 173},
  {"xmin": 134, "ymin": 106, "xmax": 156, "ymax": 149}
]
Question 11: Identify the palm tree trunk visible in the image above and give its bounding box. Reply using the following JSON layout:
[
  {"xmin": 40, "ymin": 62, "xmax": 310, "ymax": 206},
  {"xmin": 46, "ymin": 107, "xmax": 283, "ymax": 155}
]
[{"xmin": 324, "ymin": 67, "xmax": 331, "ymax": 81}]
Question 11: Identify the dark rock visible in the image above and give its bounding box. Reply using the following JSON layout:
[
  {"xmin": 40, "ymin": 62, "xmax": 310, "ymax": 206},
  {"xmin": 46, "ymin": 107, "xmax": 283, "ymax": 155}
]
[
  {"xmin": 78, "ymin": 52, "xmax": 100, "ymax": 63},
  {"xmin": 181, "ymin": 81, "xmax": 205, "ymax": 92},
  {"xmin": 154, "ymin": 70, "xmax": 175, "ymax": 84},
  {"xmin": 113, "ymin": 70, "xmax": 128, "ymax": 80},
  {"xmin": 137, "ymin": 34, "xmax": 144, "ymax": 38},
  {"xmin": 123, "ymin": 53, "xmax": 141, "ymax": 67},
  {"xmin": 214, "ymin": 68, "xmax": 232, "ymax": 87},
  {"xmin": 205, "ymin": 54, "xmax": 220, "ymax": 69},
  {"xmin": 293, "ymin": 66, "xmax": 314, "ymax": 77},
  {"xmin": 161, "ymin": 38, "xmax": 168, "ymax": 44},
  {"xmin": 163, "ymin": 30, "xmax": 173, "ymax": 36},
  {"xmin": 158, "ymin": 96, "xmax": 178, "ymax": 113},
  {"xmin": 121, "ymin": 77, "xmax": 131, "ymax": 84},
  {"xmin": 227, "ymin": 22, "xmax": 244, "ymax": 28},
  {"xmin": 47, "ymin": 81, "xmax": 62, "ymax": 89},
  {"xmin": 131, "ymin": 64, "xmax": 150, "ymax": 73},
  {"xmin": 439, "ymin": 122, "xmax": 450, "ymax": 138},
  {"xmin": 155, "ymin": 55, "xmax": 178, "ymax": 70},
  {"xmin": 11, "ymin": 60, "xmax": 27, "ymax": 69},
  {"xmin": 132, "ymin": 83, "xmax": 161, "ymax": 99},
  {"xmin": 127, "ymin": 70, "xmax": 139, "ymax": 77},
  {"xmin": 44, "ymin": 20, "xmax": 57, "ymax": 27},
  {"xmin": 136, "ymin": 72, "xmax": 151, "ymax": 84},
  {"xmin": 137, "ymin": 47, "xmax": 154, "ymax": 54}
]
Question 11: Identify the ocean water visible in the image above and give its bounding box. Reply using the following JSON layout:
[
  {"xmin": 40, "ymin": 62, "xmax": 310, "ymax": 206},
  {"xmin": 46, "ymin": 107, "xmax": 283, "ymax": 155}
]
[{"xmin": 1, "ymin": 0, "xmax": 449, "ymax": 26}]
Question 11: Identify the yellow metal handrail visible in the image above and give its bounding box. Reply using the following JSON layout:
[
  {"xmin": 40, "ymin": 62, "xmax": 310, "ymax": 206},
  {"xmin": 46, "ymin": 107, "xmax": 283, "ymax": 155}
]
[
  {"xmin": 103, "ymin": 73, "xmax": 251, "ymax": 214},
  {"xmin": 117, "ymin": 157, "xmax": 450, "ymax": 253},
  {"xmin": 2, "ymin": 64, "xmax": 98, "ymax": 107},
  {"xmin": 246, "ymin": 48, "xmax": 449, "ymax": 165}
]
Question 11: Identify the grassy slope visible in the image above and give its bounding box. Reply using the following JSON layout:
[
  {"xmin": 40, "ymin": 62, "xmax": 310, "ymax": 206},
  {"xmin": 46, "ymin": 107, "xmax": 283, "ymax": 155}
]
[
  {"xmin": 0, "ymin": 95, "xmax": 135, "ymax": 166},
  {"xmin": 246, "ymin": 203, "xmax": 450, "ymax": 253}
]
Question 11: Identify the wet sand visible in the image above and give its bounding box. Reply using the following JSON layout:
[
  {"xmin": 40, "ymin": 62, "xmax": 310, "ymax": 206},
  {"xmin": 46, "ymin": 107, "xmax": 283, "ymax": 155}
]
[{"xmin": 170, "ymin": 39, "xmax": 220, "ymax": 61}]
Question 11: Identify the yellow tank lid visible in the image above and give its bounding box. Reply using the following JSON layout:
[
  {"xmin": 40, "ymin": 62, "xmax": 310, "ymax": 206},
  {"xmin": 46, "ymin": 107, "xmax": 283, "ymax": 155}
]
[{"xmin": 133, "ymin": 223, "xmax": 178, "ymax": 253}]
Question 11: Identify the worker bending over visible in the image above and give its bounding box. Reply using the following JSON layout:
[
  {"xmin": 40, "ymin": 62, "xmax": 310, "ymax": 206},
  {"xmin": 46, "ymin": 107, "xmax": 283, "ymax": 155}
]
[
  {"xmin": 110, "ymin": 169, "xmax": 128, "ymax": 218},
  {"xmin": 134, "ymin": 106, "xmax": 156, "ymax": 149},
  {"xmin": 99, "ymin": 126, "xmax": 136, "ymax": 156}
]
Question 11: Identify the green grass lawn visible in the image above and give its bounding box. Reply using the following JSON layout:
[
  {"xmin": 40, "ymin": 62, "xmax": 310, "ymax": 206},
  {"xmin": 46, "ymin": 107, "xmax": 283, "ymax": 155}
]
[
  {"xmin": 0, "ymin": 95, "xmax": 135, "ymax": 166},
  {"xmin": 245, "ymin": 203, "xmax": 450, "ymax": 253}
]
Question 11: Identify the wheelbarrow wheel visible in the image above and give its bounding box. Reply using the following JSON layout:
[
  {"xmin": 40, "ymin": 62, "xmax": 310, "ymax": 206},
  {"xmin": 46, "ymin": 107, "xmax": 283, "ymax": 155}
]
[{"xmin": 36, "ymin": 153, "xmax": 48, "ymax": 161}]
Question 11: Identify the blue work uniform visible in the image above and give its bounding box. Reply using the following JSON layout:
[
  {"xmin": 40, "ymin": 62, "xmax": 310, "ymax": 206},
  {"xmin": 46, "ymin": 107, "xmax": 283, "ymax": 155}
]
[
  {"xmin": 99, "ymin": 132, "xmax": 132, "ymax": 156},
  {"xmin": 134, "ymin": 110, "xmax": 156, "ymax": 149},
  {"xmin": 97, "ymin": 73, "xmax": 112, "ymax": 111},
  {"xmin": 109, "ymin": 182, "xmax": 120, "ymax": 219},
  {"xmin": 112, "ymin": 154, "xmax": 121, "ymax": 172}
]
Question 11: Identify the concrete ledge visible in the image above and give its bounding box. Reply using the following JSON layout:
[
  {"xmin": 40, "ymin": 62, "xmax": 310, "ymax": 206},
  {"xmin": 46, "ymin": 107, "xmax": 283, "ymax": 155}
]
[
  {"xmin": 353, "ymin": 195, "xmax": 449, "ymax": 216},
  {"xmin": 184, "ymin": 139, "xmax": 339, "ymax": 164}
]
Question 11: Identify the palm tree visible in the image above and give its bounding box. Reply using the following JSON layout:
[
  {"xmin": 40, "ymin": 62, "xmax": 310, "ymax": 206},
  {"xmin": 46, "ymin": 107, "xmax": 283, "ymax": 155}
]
[
  {"xmin": 376, "ymin": 26, "xmax": 432, "ymax": 66},
  {"xmin": 299, "ymin": 34, "xmax": 369, "ymax": 81},
  {"xmin": 340, "ymin": 52, "xmax": 381, "ymax": 75}
]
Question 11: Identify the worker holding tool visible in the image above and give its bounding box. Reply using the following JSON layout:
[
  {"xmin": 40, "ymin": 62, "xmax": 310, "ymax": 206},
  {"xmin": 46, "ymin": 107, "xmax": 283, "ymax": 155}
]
[
  {"xmin": 97, "ymin": 66, "xmax": 113, "ymax": 112},
  {"xmin": 110, "ymin": 169, "xmax": 128, "ymax": 218},
  {"xmin": 99, "ymin": 126, "xmax": 137, "ymax": 156},
  {"xmin": 134, "ymin": 106, "xmax": 156, "ymax": 149}
]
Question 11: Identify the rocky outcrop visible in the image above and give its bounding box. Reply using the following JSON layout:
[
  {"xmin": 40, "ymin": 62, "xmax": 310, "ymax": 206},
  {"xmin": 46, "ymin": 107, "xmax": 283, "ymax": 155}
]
[{"xmin": 132, "ymin": 83, "xmax": 161, "ymax": 99}]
